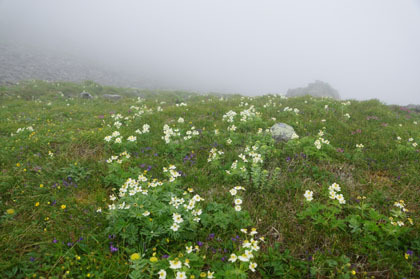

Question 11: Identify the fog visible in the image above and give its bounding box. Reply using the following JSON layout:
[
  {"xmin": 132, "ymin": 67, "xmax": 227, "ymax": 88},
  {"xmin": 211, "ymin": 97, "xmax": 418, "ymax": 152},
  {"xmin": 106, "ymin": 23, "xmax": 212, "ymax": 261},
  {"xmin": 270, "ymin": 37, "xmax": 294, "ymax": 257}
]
[{"xmin": 1, "ymin": 0, "xmax": 420, "ymax": 105}]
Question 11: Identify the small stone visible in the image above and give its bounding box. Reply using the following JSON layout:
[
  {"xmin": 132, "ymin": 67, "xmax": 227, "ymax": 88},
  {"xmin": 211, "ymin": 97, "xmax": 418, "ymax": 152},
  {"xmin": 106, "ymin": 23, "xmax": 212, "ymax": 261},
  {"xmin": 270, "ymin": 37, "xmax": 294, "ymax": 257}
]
[{"xmin": 80, "ymin": 91, "xmax": 93, "ymax": 99}]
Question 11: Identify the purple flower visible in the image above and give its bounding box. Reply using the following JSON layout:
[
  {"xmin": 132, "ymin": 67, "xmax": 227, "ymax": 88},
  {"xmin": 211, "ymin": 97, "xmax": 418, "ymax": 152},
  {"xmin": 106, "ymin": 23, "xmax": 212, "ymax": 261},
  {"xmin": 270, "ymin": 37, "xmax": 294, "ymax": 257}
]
[
  {"xmin": 162, "ymin": 254, "xmax": 169, "ymax": 259},
  {"xmin": 52, "ymin": 238, "xmax": 58, "ymax": 243},
  {"xmin": 30, "ymin": 257, "xmax": 35, "ymax": 262},
  {"xmin": 197, "ymin": 241, "xmax": 203, "ymax": 247},
  {"xmin": 110, "ymin": 244, "xmax": 118, "ymax": 253},
  {"xmin": 67, "ymin": 242, "xmax": 73, "ymax": 247},
  {"xmin": 407, "ymin": 250, "xmax": 414, "ymax": 256}
]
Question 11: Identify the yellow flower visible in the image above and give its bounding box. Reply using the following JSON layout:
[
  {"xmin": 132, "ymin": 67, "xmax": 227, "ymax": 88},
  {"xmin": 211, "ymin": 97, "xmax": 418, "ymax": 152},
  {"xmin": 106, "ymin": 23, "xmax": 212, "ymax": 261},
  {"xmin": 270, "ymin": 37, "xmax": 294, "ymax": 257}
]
[
  {"xmin": 40, "ymin": 184, "xmax": 44, "ymax": 188},
  {"xmin": 351, "ymin": 270, "xmax": 356, "ymax": 275},
  {"xmin": 190, "ymin": 276, "xmax": 195, "ymax": 279},
  {"xmin": 16, "ymin": 163, "xmax": 20, "ymax": 167},
  {"xmin": 6, "ymin": 208, "xmax": 15, "ymax": 214},
  {"xmin": 150, "ymin": 256, "xmax": 158, "ymax": 262},
  {"xmin": 200, "ymin": 272, "xmax": 206, "ymax": 278},
  {"xmin": 35, "ymin": 202, "xmax": 40, "ymax": 207},
  {"xmin": 130, "ymin": 253, "xmax": 141, "ymax": 261},
  {"xmin": 405, "ymin": 253, "xmax": 409, "ymax": 260},
  {"xmin": 61, "ymin": 204, "xmax": 66, "ymax": 210}
]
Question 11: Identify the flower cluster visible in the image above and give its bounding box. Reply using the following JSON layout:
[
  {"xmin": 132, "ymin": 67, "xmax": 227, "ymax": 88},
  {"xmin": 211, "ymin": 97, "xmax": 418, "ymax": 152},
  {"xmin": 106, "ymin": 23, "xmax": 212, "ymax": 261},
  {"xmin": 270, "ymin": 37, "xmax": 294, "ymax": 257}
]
[
  {"xmin": 239, "ymin": 105, "xmax": 259, "ymax": 122},
  {"xmin": 208, "ymin": 148, "xmax": 224, "ymax": 162},
  {"xmin": 183, "ymin": 126, "xmax": 200, "ymax": 141},
  {"xmin": 328, "ymin": 183, "xmax": 346, "ymax": 204},
  {"xmin": 229, "ymin": 186, "xmax": 246, "ymax": 211},
  {"xmin": 228, "ymin": 228, "xmax": 261, "ymax": 273},
  {"xmin": 162, "ymin": 124, "xmax": 181, "ymax": 144},
  {"xmin": 135, "ymin": 124, "xmax": 151, "ymax": 135},
  {"xmin": 222, "ymin": 110, "xmax": 237, "ymax": 123},
  {"xmin": 389, "ymin": 200, "xmax": 413, "ymax": 227},
  {"xmin": 106, "ymin": 151, "xmax": 131, "ymax": 164},
  {"xmin": 304, "ymin": 190, "xmax": 313, "ymax": 202},
  {"xmin": 314, "ymin": 130, "xmax": 330, "ymax": 150},
  {"xmin": 283, "ymin": 106, "xmax": 299, "ymax": 114},
  {"xmin": 104, "ymin": 131, "xmax": 123, "ymax": 143}
]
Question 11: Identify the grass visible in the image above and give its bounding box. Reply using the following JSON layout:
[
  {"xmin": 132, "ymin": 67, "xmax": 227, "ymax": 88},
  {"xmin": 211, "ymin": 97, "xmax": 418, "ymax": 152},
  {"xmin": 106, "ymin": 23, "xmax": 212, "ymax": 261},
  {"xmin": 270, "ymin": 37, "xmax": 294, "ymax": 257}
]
[{"xmin": 0, "ymin": 80, "xmax": 419, "ymax": 278}]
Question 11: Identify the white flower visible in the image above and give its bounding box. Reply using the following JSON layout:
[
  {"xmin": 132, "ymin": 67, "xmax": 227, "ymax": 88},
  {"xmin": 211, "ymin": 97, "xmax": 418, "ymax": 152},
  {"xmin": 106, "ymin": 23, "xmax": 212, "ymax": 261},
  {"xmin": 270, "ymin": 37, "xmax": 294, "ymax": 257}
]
[
  {"xmin": 238, "ymin": 253, "xmax": 250, "ymax": 262},
  {"xmin": 127, "ymin": 135, "xmax": 137, "ymax": 142},
  {"xmin": 249, "ymin": 262, "xmax": 257, "ymax": 272},
  {"xmin": 173, "ymin": 213, "xmax": 184, "ymax": 223},
  {"xmin": 336, "ymin": 194, "xmax": 346, "ymax": 204},
  {"xmin": 178, "ymin": 117, "xmax": 184, "ymax": 123},
  {"xmin": 234, "ymin": 198, "xmax": 242, "ymax": 205},
  {"xmin": 304, "ymin": 190, "xmax": 313, "ymax": 202},
  {"xmin": 170, "ymin": 223, "xmax": 180, "ymax": 231},
  {"xmin": 226, "ymin": 138, "xmax": 232, "ymax": 145},
  {"xmin": 228, "ymin": 253, "xmax": 238, "ymax": 262},
  {"xmin": 229, "ymin": 189, "xmax": 237, "ymax": 196},
  {"xmin": 143, "ymin": 211, "xmax": 150, "ymax": 216},
  {"xmin": 115, "ymin": 137, "xmax": 122, "ymax": 144},
  {"xmin": 328, "ymin": 183, "xmax": 341, "ymax": 192},
  {"xmin": 158, "ymin": 269, "xmax": 167, "ymax": 279},
  {"xmin": 186, "ymin": 246, "xmax": 193, "ymax": 254},
  {"xmin": 169, "ymin": 260, "xmax": 182, "ymax": 269},
  {"xmin": 207, "ymin": 271, "xmax": 215, "ymax": 278},
  {"xmin": 104, "ymin": 135, "xmax": 112, "ymax": 142},
  {"xmin": 235, "ymin": 205, "xmax": 242, "ymax": 211},
  {"xmin": 175, "ymin": 272, "xmax": 186, "ymax": 279}
]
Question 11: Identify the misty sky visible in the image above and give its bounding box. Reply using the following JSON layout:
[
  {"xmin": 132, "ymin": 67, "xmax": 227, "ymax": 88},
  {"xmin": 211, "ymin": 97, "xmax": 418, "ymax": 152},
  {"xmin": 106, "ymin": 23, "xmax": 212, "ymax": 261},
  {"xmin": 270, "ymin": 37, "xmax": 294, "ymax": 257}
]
[{"xmin": 1, "ymin": 0, "xmax": 420, "ymax": 105}]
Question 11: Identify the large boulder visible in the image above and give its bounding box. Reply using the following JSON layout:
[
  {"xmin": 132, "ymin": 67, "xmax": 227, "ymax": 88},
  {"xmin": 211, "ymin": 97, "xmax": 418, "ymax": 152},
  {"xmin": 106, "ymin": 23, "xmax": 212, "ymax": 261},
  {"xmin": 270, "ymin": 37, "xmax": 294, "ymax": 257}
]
[
  {"xmin": 270, "ymin": 123, "xmax": 299, "ymax": 142},
  {"xmin": 80, "ymin": 91, "xmax": 93, "ymax": 99},
  {"xmin": 286, "ymin": 80, "xmax": 340, "ymax": 100}
]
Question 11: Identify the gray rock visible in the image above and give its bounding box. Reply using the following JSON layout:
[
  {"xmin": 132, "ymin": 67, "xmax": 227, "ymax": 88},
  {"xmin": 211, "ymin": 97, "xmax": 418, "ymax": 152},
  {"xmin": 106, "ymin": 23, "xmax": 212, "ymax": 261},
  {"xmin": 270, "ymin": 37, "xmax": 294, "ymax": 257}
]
[
  {"xmin": 80, "ymin": 91, "xmax": 93, "ymax": 99},
  {"xmin": 103, "ymin": 94, "xmax": 122, "ymax": 100},
  {"xmin": 270, "ymin": 123, "xmax": 299, "ymax": 142},
  {"xmin": 286, "ymin": 80, "xmax": 340, "ymax": 100},
  {"xmin": 405, "ymin": 104, "xmax": 420, "ymax": 112}
]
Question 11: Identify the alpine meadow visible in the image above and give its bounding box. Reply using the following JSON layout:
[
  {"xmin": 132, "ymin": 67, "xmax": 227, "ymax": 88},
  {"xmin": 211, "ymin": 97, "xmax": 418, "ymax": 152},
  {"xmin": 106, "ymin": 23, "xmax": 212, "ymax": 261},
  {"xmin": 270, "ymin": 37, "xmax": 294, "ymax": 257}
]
[{"xmin": 1, "ymin": 80, "xmax": 420, "ymax": 279}]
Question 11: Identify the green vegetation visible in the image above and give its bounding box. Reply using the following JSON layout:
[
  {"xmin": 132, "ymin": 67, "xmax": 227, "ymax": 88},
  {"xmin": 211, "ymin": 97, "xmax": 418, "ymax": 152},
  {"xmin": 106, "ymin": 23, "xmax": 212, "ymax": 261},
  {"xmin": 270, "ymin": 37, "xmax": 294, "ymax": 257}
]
[{"xmin": 1, "ymin": 80, "xmax": 419, "ymax": 278}]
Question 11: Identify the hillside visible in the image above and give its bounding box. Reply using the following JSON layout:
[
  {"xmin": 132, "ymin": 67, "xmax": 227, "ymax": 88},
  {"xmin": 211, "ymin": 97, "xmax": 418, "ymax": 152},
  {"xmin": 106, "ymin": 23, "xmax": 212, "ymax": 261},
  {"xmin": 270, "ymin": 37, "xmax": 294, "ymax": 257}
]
[
  {"xmin": 1, "ymin": 81, "xmax": 419, "ymax": 278},
  {"xmin": 0, "ymin": 42, "xmax": 142, "ymax": 87}
]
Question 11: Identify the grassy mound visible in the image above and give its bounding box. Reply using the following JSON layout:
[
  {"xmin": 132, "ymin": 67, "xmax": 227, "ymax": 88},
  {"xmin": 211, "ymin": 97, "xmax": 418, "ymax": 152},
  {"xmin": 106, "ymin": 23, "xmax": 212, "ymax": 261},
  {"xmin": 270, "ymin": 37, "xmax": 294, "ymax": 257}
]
[{"xmin": 1, "ymin": 80, "xmax": 419, "ymax": 278}]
